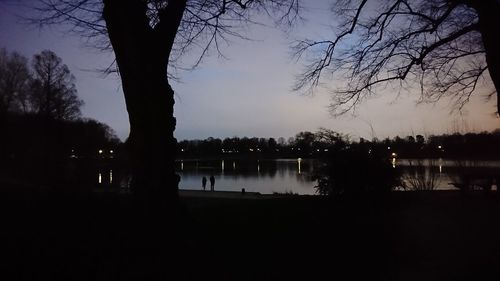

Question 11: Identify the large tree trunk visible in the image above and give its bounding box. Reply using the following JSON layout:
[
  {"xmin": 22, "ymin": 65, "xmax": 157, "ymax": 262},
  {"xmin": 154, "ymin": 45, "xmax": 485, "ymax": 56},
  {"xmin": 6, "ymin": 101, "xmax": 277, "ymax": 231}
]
[
  {"xmin": 103, "ymin": 0, "xmax": 186, "ymax": 205},
  {"xmin": 126, "ymin": 68, "xmax": 179, "ymax": 201},
  {"xmin": 472, "ymin": 0, "xmax": 500, "ymax": 114}
]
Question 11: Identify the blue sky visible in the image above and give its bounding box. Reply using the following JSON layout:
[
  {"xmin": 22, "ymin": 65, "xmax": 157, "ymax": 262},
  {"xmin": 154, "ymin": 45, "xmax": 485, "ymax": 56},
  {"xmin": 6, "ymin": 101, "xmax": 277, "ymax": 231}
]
[{"xmin": 1, "ymin": 0, "xmax": 498, "ymax": 141}]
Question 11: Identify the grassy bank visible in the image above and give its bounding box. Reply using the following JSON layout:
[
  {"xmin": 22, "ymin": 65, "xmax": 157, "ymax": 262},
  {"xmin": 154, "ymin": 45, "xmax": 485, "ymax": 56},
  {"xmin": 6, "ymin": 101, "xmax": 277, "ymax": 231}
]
[{"xmin": 1, "ymin": 189, "xmax": 500, "ymax": 280}]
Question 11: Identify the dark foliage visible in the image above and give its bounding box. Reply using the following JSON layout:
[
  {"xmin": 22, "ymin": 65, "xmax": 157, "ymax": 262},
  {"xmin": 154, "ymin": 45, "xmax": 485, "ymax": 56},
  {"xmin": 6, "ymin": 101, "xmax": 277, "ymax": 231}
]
[
  {"xmin": 0, "ymin": 48, "xmax": 30, "ymax": 115},
  {"xmin": 0, "ymin": 48, "xmax": 83, "ymax": 120},
  {"xmin": 314, "ymin": 144, "xmax": 401, "ymax": 196},
  {"xmin": 30, "ymin": 50, "xmax": 83, "ymax": 120},
  {"xmin": 1, "ymin": 112, "xmax": 121, "ymax": 189}
]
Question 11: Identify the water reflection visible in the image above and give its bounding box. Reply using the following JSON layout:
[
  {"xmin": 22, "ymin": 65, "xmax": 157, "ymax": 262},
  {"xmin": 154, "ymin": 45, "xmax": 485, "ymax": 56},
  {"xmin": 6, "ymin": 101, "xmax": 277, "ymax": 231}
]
[
  {"xmin": 397, "ymin": 159, "xmax": 500, "ymax": 191},
  {"xmin": 73, "ymin": 158, "xmax": 500, "ymax": 194},
  {"xmin": 176, "ymin": 158, "xmax": 500, "ymax": 194}
]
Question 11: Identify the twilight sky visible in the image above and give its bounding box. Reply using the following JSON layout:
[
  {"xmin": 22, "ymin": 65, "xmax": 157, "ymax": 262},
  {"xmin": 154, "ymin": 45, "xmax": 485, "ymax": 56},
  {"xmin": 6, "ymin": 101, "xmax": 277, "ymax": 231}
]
[{"xmin": 1, "ymin": 1, "xmax": 498, "ymax": 141}]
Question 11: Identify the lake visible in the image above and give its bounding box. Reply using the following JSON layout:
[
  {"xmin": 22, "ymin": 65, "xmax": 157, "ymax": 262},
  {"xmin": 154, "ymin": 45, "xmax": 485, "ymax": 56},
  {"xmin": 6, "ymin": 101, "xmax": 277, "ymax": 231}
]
[
  {"xmin": 90, "ymin": 158, "xmax": 500, "ymax": 195},
  {"xmin": 175, "ymin": 158, "xmax": 500, "ymax": 194}
]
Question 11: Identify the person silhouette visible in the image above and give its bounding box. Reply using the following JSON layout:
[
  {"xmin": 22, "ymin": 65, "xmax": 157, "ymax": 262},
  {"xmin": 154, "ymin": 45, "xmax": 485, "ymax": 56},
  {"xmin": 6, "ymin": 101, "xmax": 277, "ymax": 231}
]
[
  {"xmin": 210, "ymin": 175, "xmax": 215, "ymax": 191},
  {"xmin": 202, "ymin": 176, "xmax": 207, "ymax": 191}
]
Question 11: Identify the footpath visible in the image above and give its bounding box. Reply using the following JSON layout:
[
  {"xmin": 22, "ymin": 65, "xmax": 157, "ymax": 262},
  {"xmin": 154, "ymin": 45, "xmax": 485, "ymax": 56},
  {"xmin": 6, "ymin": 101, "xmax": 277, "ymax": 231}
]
[{"xmin": 179, "ymin": 189, "xmax": 266, "ymax": 199}]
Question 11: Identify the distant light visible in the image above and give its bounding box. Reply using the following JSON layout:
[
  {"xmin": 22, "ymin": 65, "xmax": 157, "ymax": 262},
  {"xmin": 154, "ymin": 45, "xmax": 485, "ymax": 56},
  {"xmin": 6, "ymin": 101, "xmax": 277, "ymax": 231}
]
[
  {"xmin": 316, "ymin": 149, "xmax": 320, "ymax": 152},
  {"xmin": 324, "ymin": 149, "xmax": 328, "ymax": 152},
  {"xmin": 110, "ymin": 150, "xmax": 114, "ymax": 154},
  {"xmin": 391, "ymin": 152, "xmax": 397, "ymax": 157},
  {"xmin": 297, "ymin": 158, "xmax": 302, "ymax": 161},
  {"xmin": 438, "ymin": 145, "xmax": 442, "ymax": 149},
  {"xmin": 181, "ymin": 148, "xmax": 184, "ymax": 152},
  {"xmin": 368, "ymin": 149, "xmax": 372, "ymax": 154},
  {"xmin": 249, "ymin": 148, "xmax": 254, "ymax": 152},
  {"xmin": 98, "ymin": 149, "xmax": 103, "ymax": 154},
  {"xmin": 387, "ymin": 146, "xmax": 391, "ymax": 150}
]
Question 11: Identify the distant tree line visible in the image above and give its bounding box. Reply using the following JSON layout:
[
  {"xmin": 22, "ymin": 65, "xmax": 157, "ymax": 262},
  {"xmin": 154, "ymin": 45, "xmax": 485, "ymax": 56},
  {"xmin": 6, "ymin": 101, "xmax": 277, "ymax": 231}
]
[{"xmin": 178, "ymin": 129, "xmax": 500, "ymax": 160}]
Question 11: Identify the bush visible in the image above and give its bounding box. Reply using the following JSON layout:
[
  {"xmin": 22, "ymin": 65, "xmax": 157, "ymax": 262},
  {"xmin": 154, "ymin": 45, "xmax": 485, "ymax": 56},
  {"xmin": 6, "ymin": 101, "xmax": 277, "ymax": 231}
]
[{"xmin": 314, "ymin": 146, "xmax": 401, "ymax": 197}]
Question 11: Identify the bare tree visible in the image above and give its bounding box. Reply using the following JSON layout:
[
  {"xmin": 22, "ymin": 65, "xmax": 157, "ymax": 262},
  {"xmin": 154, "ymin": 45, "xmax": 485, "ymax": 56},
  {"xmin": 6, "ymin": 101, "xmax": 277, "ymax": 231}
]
[
  {"xmin": 293, "ymin": 0, "xmax": 500, "ymax": 116},
  {"xmin": 0, "ymin": 48, "xmax": 31, "ymax": 115},
  {"xmin": 29, "ymin": 50, "xmax": 83, "ymax": 120},
  {"xmin": 28, "ymin": 0, "xmax": 300, "ymax": 201}
]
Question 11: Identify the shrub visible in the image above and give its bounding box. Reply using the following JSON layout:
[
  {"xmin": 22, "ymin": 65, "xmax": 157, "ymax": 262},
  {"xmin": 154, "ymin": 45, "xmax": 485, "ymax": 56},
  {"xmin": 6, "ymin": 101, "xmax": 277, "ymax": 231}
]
[{"xmin": 314, "ymin": 147, "xmax": 401, "ymax": 197}]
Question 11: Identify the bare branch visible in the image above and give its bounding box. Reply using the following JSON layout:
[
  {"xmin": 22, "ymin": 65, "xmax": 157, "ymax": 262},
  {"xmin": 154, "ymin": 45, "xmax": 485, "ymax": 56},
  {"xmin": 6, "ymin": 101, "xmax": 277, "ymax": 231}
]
[
  {"xmin": 29, "ymin": 0, "xmax": 301, "ymax": 76},
  {"xmin": 294, "ymin": 0, "xmax": 495, "ymax": 115}
]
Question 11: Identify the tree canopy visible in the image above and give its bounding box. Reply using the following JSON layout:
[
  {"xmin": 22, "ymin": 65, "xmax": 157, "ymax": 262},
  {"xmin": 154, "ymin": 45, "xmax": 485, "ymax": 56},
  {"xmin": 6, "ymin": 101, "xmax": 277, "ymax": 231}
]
[
  {"xmin": 30, "ymin": 50, "xmax": 83, "ymax": 120},
  {"xmin": 0, "ymin": 48, "xmax": 30, "ymax": 114},
  {"xmin": 0, "ymin": 48, "xmax": 83, "ymax": 120}
]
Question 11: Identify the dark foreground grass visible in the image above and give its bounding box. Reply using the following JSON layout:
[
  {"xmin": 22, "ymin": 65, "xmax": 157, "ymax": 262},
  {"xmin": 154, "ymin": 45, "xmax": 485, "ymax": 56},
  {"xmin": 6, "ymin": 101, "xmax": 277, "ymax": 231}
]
[{"xmin": 2, "ymin": 189, "xmax": 500, "ymax": 280}]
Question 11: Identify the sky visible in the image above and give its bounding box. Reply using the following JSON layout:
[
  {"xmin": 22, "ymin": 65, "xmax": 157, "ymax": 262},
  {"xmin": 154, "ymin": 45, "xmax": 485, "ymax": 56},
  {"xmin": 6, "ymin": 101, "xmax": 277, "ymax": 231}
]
[{"xmin": 1, "ymin": 1, "xmax": 499, "ymax": 141}]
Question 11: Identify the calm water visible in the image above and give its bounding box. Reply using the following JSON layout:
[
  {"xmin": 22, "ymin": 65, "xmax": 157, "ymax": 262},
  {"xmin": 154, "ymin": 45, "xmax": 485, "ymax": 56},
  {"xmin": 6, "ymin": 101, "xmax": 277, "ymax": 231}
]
[
  {"xmin": 90, "ymin": 158, "xmax": 500, "ymax": 195},
  {"xmin": 396, "ymin": 159, "xmax": 500, "ymax": 191},
  {"xmin": 176, "ymin": 159, "xmax": 317, "ymax": 195}
]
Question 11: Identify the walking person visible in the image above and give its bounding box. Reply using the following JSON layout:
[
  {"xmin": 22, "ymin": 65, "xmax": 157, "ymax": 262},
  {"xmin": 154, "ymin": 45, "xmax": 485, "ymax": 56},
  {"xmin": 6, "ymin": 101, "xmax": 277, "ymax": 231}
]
[
  {"xmin": 210, "ymin": 175, "xmax": 215, "ymax": 191},
  {"xmin": 202, "ymin": 176, "xmax": 207, "ymax": 191}
]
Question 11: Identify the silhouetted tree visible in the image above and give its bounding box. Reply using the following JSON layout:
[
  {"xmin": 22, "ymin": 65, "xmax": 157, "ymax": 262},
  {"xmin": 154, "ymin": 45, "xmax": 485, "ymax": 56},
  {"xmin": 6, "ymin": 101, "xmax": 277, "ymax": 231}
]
[
  {"xmin": 267, "ymin": 137, "xmax": 277, "ymax": 152},
  {"xmin": 0, "ymin": 48, "xmax": 30, "ymax": 115},
  {"xmin": 315, "ymin": 128, "xmax": 347, "ymax": 146},
  {"xmin": 30, "ymin": 0, "xmax": 300, "ymax": 201},
  {"xmin": 277, "ymin": 137, "xmax": 286, "ymax": 146},
  {"xmin": 29, "ymin": 50, "xmax": 83, "ymax": 120},
  {"xmin": 294, "ymin": 0, "xmax": 500, "ymax": 115},
  {"xmin": 416, "ymin": 134, "xmax": 425, "ymax": 146}
]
